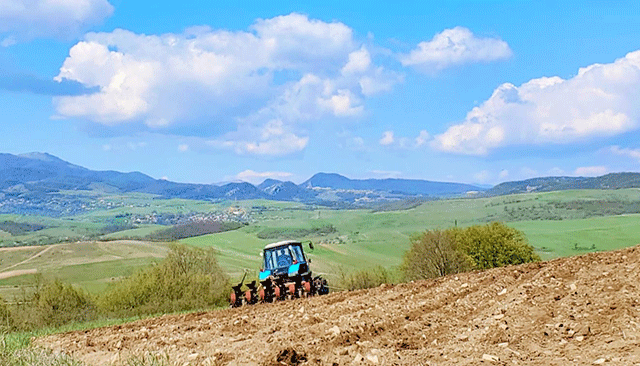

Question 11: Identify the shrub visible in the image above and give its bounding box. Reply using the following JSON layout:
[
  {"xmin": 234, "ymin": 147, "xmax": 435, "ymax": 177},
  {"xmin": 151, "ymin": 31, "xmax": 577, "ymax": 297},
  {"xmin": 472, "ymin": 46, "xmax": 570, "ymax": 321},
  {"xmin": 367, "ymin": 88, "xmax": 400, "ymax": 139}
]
[
  {"xmin": 0, "ymin": 298, "xmax": 11, "ymax": 332},
  {"xmin": 450, "ymin": 222, "xmax": 541, "ymax": 270},
  {"xmin": 10, "ymin": 278, "xmax": 97, "ymax": 330},
  {"xmin": 256, "ymin": 225, "xmax": 337, "ymax": 240},
  {"xmin": 98, "ymin": 244, "xmax": 229, "ymax": 317},
  {"xmin": 401, "ymin": 230, "xmax": 474, "ymax": 281},
  {"xmin": 402, "ymin": 222, "xmax": 540, "ymax": 280},
  {"xmin": 338, "ymin": 266, "xmax": 395, "ymax": 291}
]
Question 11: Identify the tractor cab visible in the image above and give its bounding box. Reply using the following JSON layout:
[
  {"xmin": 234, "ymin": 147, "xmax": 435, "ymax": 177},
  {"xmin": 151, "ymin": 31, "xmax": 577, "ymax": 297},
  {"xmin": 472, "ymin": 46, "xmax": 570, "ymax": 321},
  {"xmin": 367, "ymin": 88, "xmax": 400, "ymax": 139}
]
[{"xmin": 260, "ymin": 240, "xmax": 309, "ymax": 281}]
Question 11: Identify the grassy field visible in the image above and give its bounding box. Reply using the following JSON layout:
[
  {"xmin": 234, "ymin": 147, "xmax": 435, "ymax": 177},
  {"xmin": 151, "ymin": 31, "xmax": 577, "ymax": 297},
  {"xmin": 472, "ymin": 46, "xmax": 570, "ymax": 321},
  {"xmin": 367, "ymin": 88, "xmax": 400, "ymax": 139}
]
[
  {"xmin": 0, "ymin": 241, "xmax": 168, "ymax": 300},
  {"xmin": 512, "ymin": 214, "xmax": 640, "ymax": 259},
  {"xmin": 1, "ymin": 188, "xmax": 639, "ymax": 298}
]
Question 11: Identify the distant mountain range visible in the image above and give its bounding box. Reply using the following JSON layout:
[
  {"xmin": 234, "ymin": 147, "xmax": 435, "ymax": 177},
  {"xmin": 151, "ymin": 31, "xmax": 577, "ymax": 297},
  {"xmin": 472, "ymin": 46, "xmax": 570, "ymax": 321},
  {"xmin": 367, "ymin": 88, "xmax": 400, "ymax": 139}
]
[
  {"xmin": 0, "ymin": 153, "xmax": 483, "ymax": 214},
  {"xmin": 485, "ymin": 173, "xmax": 640, "ymax": 196},
  {"xmin": 2, "ymin": 152, "xmax": 640, "ymax": 216}
]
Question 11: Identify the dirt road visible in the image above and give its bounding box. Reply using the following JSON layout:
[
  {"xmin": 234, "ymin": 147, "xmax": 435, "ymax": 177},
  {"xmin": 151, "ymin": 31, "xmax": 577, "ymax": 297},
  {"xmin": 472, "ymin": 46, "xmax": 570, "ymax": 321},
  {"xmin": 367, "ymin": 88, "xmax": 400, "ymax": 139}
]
[{"xmin": 39, "ymin": 245, "xmax": 640, "ymax": 365}]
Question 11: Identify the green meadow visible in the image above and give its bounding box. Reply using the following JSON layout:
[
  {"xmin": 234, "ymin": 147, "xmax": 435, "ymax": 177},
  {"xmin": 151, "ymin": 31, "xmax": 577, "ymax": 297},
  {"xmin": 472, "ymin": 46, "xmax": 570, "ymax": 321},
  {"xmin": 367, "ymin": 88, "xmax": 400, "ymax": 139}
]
[{"xmin": 1, "ymin": 188, "xmax": 639, "ymax": 298}]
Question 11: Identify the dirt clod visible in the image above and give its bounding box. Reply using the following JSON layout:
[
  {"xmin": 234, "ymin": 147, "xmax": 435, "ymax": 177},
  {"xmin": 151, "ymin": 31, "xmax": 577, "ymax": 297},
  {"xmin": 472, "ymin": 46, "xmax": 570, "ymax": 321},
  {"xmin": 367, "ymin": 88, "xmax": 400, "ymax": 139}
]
[{"xmin": 273, "ymin": 348, "xmax": 307, "ymax": 365}]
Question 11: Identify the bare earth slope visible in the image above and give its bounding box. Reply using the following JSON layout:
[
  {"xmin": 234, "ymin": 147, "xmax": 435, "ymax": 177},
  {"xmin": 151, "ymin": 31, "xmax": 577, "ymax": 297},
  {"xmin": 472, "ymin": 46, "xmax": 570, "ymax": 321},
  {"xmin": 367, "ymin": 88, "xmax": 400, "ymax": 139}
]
[{"xmin": 39, "ymin": 246, "xmax": 640, "ymax": 365}]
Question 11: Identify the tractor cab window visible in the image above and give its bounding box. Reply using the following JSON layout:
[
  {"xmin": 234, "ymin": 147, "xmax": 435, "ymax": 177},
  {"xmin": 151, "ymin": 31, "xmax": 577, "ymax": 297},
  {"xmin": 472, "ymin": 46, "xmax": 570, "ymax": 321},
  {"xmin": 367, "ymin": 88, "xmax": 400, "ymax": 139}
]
[
  {"xmin": 264, "ymin": 246, "xmax": 295, "ymax": 269},
  {"xmin": 264, "ymin": 249, "xmax": 278, "ymax": 270},
  {"xmin": 289, "ymin": 244, "xmax": 305, "ymax": 263}
]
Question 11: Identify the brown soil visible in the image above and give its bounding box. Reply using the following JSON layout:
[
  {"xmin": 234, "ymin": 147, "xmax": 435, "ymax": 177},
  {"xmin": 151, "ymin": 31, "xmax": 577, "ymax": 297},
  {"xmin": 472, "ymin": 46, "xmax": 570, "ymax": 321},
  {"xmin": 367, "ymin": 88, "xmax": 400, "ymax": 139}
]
[{"xmin": 38, "ymin": 246, "xmax": 640, "ymax": 365}]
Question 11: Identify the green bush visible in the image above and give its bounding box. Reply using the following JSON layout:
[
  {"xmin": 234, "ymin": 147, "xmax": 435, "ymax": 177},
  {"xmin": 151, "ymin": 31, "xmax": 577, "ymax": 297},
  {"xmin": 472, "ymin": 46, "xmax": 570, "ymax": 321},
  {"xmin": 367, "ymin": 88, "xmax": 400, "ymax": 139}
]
[
  {"xmin": 98, "ymin": 244, "xmax": 229, "ymax": 317},
  {"xmin": 401, "ymin": 230, "xmax": 474, "ymax": 281},
  {"xmin": 0, "ymin": 298, "xmax": 11, "ymax": 332},
  {"xmin": 402, "ymin": 222, "xmax": 540, "ymax": 280},
  {"xmin": 337, "ymin": 266, "xmax": 396, "ymax": 291},
  {"xmin": 10, "ymin": 279, "xmax": 97, "ymax": 330},
  {"xmin": 256, "ymin": 225, "xmax": 337, "ymax": 240},
  {"xmin": 450, "ymin": 222, "xmax": 541, "ymax": 270}
]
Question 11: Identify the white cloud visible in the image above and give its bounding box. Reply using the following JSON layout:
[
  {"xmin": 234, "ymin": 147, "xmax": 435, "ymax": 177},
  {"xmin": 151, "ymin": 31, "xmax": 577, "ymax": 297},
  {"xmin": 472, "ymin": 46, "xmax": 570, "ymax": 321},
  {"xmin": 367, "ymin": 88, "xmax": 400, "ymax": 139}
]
[
  {"xmin": 207, "ymin": 119, "xmax": 309, "ymax": 156},
  {"xmin": 379, "ymin": 131, "xmax": 395, "ymax": 146},
  {"xmin": 610, "ymin": 145, "xmax": 640, "ymax": 162},
  {"xmin": 344, "ymin": 136, "xmax": 366, "ymax": 151},
  {"xmin": 0, "ymin": 0, "xmax": 113, "ymax": 42},
  {"xmin": 99, "ymin": 140, "xmax": 146, "ymax": 152},
  {"xmin": 1, "ymin": 36, "xmax": 17, "ymax": 47},
  {"xmin": 341, "ymin": 46, "xmax": 371, "ymax": 75},
  {"xmin": 574, "ymin": 166, "xmax": 608, "ymax": 177},
  {"xmin": 53, "ymin": 14, "xmax": 401, "ymax": 156},
  {"xmin": 520, "ymin": 167, "xmax": 538, "ymax": 179},
  {"xmin": 235, "ymin": 170, "xmax": 293, "ymax": 185},
  {"xmin": 433, "ymin": 50, "xmax": 640, "ymax": 155},
  {"xmin": 473, "ymin": 170, "xmax": 491, "ymax": 183},
  {"xmin": 380, "ymin": 130, "xmax": 431, "ymax": 149},
  {"xmin": 547, "ymin": 167, "xmax": 565, "ymax": 176},
  {"xmin": 178, "ymin": 144, "xmax": 189, "ymax": 152},
  {"xmin": 415, "ymin": 130, "xmax": 430, "ymax": 146},
  {"xmin": 499, "ymin": 169, "xmax": 509, "ymax": 179},
  {"xmin": 370, "ymin": 170, "xmax": 402, "ymax": 178},
  {"xmin": 400, "ymin": 27, "xmax": 511, "ymax": 72}
]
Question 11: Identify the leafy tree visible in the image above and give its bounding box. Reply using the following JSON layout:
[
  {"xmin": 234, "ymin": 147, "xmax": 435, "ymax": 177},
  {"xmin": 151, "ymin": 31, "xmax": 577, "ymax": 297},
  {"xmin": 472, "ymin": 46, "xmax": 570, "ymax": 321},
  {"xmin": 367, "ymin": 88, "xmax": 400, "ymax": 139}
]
[
  {"xmin": 402, "ymin": 222, "xmax": 540, "ymax": 280},
  {"xmin": 450, "ymin": 222, "xmax": 540, "ymax": 270},
  {"xmin": 401, "ymin": 229, "xmax": 474, "ymax": 281}
]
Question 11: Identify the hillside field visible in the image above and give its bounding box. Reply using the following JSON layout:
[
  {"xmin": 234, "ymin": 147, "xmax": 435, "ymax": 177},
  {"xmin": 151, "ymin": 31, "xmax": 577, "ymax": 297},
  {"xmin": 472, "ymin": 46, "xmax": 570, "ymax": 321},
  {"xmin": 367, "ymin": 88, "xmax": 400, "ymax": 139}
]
[
  {"xmin": 38, "ymin": 244, "xmax": 640, "ymax": 365},
  {"xmin": 1, "ymin": 188, "xmax": 640, "ymax": 298}
]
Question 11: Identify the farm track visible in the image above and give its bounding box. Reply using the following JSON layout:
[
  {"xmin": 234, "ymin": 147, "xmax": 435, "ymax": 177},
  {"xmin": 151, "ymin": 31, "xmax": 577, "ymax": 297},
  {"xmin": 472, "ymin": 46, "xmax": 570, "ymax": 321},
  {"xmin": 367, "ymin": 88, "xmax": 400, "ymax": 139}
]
[
  {"xmin": 0, "ymin": 244, "xmax": 58, "ymax": 273},
  {"xmin": 39, "ymin": 245, "xmax": 640, "ymax": 365}
]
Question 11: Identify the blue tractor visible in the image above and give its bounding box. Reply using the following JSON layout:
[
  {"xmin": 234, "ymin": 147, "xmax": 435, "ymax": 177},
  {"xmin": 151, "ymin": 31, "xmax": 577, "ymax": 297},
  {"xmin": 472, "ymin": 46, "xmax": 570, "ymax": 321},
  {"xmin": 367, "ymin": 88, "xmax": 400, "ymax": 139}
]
[{"xmin": 230, "ymin": 240, "xmax": 329, "ymax": 307}]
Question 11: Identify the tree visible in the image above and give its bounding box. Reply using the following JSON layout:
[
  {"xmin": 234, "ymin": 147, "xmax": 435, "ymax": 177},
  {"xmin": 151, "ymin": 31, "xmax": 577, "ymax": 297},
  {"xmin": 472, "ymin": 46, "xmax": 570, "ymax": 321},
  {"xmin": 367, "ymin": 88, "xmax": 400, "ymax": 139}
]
[
  {"xmin": 401, "ymin": 229, "xmax": 474, "ymax": 281},
  {"xmin": 450, "ymin": 222, "xmax": 540, "ymax": 270},
  {"xmin": 402, "ymin": 222, "xmax": 540, "ymax": 281}
]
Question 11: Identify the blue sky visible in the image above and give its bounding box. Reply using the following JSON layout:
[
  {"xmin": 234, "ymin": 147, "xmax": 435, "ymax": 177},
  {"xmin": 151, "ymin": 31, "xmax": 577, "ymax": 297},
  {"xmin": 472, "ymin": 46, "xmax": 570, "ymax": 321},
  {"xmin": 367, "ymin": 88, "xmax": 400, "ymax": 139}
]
[{"xmin": 2, "ymin": 1, "xmax": 640, "ymax": 185}]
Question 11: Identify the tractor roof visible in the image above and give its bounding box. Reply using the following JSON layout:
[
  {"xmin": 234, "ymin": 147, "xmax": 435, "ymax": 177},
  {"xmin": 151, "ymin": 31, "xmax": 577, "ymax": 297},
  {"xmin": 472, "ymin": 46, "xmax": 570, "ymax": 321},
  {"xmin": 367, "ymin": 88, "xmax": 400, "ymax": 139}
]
[{"xmin": 263, "ymin": 240, "xmax": 301, "ymax": 250}]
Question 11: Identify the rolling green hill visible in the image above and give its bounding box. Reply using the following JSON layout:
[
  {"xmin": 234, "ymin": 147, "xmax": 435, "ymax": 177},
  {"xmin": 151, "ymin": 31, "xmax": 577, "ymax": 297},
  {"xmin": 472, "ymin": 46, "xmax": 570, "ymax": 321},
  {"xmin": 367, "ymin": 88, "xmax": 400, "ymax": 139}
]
[{"xmin": 2, "ymin": 188, "xmax": 638, "ymax": 300}]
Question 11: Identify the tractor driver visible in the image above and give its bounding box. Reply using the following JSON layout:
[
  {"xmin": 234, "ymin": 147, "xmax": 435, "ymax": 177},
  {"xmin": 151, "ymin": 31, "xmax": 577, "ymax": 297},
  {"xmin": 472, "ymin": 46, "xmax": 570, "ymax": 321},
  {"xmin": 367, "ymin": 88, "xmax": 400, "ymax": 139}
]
[{"xmin": 276, "ymin": 247, "xmax": 293, "ymax": 267}]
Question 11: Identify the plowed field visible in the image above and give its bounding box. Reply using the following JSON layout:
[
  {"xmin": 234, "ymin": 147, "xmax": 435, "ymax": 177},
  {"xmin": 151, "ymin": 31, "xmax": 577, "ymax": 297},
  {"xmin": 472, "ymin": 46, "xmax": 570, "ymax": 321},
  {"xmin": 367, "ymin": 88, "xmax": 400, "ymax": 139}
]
[{"xmin": 39, "ymin": 245, "xmax": 640, "ymax": 365}]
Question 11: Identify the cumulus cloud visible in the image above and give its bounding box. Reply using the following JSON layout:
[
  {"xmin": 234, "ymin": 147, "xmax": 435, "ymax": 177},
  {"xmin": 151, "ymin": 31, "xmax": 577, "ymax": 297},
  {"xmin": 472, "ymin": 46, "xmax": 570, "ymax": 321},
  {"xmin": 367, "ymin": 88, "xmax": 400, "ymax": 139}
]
[
  {"xmin": 379, "ymin": 131, "xmax": 395, "ymax": 146},
  {"xmin": 415, "ymin": 130, "xmax": 430, "ymax": 146},
  {"xmin": 206, "ymin": 119, "xmax": 309, "ymax": 156},
  {"xmin": 0, "ymin": 0, "xmax": 113, "ymax": 42},
  {"xmin": 433, "ymin": 50, "xmax": 640, "ymax": 155},
  {"xmin": 380, "ymin": 130, "xmax": 431, "ymax": 149},
  {"xmin": 574, "ymin": 166, "xmax": 608, "ymax": 177},
  {"xmin": 610, "ymin": 146, "xmax": 640, "ymax": 162},
  {"xmin": 235, "ymin": 170, "xmax": 294, "ymax": 185},
  {"xmin": 400, "ymin": 27, "xmax": 511, "ymax": 72},
  {"xmin": 53, "ymin": 13, "xmax": 401, "ymax": 156}
]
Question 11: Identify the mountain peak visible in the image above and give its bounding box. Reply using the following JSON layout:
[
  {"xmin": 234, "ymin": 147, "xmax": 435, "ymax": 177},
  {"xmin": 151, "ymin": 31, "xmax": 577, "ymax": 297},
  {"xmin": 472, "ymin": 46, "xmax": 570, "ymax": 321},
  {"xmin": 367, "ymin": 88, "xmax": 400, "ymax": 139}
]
[{"xmin": 19, "ymin": 152, "xmax": 63, "ymax": 162}]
